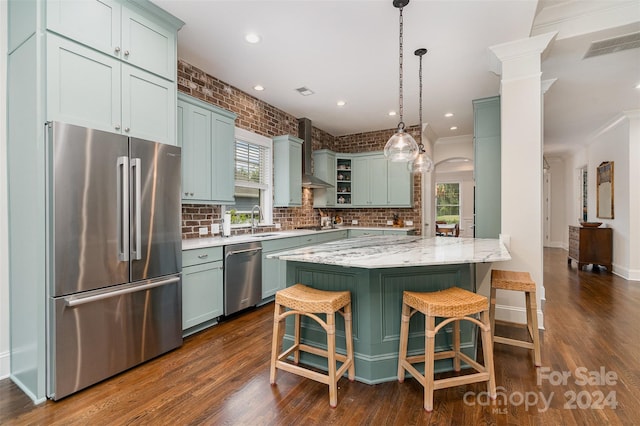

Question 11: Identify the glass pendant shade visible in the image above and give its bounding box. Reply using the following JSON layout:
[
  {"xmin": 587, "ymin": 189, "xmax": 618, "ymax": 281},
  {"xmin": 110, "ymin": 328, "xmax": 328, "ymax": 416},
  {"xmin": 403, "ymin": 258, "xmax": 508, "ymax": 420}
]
[
  {"xmin": 408, "ymin": 150, "xmax": 433, "ymax": 173},
  {"xmin": 384, "ymin": 127, "xmax": 419, "ymax": 162}
]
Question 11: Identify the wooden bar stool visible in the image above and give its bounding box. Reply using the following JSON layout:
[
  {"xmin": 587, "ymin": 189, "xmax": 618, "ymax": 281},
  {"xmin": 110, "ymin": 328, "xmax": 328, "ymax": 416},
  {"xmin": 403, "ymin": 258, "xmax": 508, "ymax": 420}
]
[
  {"xmin": 489, "ymin": 269, "xmax": 541, "ymax": 367},
  {"xmin": 270, "ymin": 284, "xmax": 355, "ymax": 407},
  {"xmin": 397, "ymin": 287, "xmax": 496, "ymax": 412}
]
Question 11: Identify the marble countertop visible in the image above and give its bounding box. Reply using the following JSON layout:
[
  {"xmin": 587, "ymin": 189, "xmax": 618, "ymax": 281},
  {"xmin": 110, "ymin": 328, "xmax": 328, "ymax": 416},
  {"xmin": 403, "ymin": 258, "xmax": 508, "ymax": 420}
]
[
  {"xmin": 267, "ymin": 235, "xmax": 511, "ymax": 269},
  {"xmin": 181, "ymin": 226, "xmax": 415, "ymax": 250}
]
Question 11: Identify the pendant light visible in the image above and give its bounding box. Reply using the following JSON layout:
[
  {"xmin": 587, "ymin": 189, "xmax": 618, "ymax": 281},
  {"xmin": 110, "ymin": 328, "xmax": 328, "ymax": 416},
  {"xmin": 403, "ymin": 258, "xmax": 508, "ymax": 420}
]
[
  {"xmin": 408, "ymin": 48, "xmax": 434, "ymax": 174},
  {"xmin": 384, "ymin": 0, "xmax": 419, "ymax": 163}
]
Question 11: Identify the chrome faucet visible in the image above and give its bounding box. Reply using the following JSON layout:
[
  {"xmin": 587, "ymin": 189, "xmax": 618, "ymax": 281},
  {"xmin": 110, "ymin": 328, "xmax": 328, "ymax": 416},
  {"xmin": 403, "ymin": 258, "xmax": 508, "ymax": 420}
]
[{"xmin": 251, "ymin": 205, "xmax": 263, "ymax": 234}]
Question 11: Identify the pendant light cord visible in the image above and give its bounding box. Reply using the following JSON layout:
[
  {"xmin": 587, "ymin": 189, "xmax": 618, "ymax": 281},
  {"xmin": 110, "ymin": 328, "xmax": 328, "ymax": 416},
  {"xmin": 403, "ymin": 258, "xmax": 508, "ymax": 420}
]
[
  {"xmin": 398, "ymin": 6, "xmax": 405, "ymax": 129},
  {"xmin": 418, "ymin": 51, "xmax": 423, "ymax": 151}
]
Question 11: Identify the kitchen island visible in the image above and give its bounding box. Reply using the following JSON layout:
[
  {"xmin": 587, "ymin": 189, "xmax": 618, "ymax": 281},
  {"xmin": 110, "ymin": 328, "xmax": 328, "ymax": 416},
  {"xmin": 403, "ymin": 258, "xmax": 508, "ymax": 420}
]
[{"xmin": 268, "ymin": 235, "xmax": 511, "ymax": 384}]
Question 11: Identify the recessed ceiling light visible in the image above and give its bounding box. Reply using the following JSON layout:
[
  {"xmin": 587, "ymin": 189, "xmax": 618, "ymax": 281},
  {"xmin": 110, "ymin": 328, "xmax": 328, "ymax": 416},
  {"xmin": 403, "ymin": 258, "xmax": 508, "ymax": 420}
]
[
  {"xmin": 636, "ymin": 83, "xmax": 640, "ymax": 89},
  {"xmin": 444, "ymin": 113, "xmax": 454, "ymax": 117},
  {"xmin": 337, "ymin": 100, "xmax": 346, "ymax": 106},
  {"xmin": 450, "ymin": 126, "xmax": 458, "ymax": 130},
  {"xmin": 388, "ymin": 111, "xmax": 397, "ymax": 116},
  {"xmin": 245, "ymin": 33, "xmax": 261, "ymax": 44},
  {"xmin": 254, "ymin": 85, "xmax": 264, "ymax": 91}
]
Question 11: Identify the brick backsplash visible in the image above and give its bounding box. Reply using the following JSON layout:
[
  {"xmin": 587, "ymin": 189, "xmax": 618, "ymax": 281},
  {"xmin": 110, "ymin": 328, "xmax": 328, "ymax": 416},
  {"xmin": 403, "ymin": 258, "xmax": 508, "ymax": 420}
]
[{"xmin": 178, "ymin": 59, "xmax": 422, "ymax": 239}]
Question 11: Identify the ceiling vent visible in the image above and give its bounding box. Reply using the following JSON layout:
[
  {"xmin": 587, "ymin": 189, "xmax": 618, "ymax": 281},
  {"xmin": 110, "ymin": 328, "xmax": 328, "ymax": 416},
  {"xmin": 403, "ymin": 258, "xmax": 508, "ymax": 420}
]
[
  {"xmin": 583, "ymin": 31, "xmax": 640, "ymax": 59},
  {"xmin": 295, "ymin": 86, "xmax": 315, "ymax": 96}
]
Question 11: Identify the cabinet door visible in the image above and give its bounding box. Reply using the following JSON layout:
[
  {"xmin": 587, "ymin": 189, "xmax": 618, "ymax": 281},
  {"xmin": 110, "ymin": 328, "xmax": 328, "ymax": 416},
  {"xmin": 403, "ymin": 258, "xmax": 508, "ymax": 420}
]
[
  {"xmin": 273, "ymin": 136, "xmax": 303, "ymax": 207},
  {"xmin": 387, "ymin": 160, "xmax": 412, "ymax": 206},
  {"xmin": 121, "ymin": 5, "xmax": 176, "ymax": 80},
  {"xmin": 473, "ymin": 96, "xmax": 501, "ymax": 238},
  {"xmin": 262, "ymin": 253, "xmax": 284, "ymax": 299},
  {"xmin": 47, "ymin": 0, "xmax": 121, "ymax": 58},
  {"xmin": 211, "ymin": 112, "xmax": 236, "ymax": 204},
  {"xmin": 312, "ymin": 151, "xmax": 336, "ymax": 207},
  {"xmin": 351, "ymin": 157, "xmax": 370, "ymax": 206},
  {"xmin": 181, "ymin": 102, "xmax": 212, "ymax": 201},
  {"xmin": 121, "ymin": 64, "xmax": 176, "ymax": 144},
  {"xmin": 369, "ymin": 157, "xmax": 388, "ymax": 205},
  {"xmin": 47, "ymin": 34, "xmax": 121, "ymax": 133},
  {"xmin": 182, "ymin": 261, "xmax": 223, "ymax": 330}
]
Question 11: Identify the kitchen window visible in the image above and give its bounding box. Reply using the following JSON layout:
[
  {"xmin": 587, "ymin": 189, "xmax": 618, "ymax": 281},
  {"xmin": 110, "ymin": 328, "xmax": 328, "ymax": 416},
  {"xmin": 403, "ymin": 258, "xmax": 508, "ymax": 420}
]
[
  {"xmin": 436, "ymin": 182, "xmax": 460, "ymax": 224},
  {"xmin": 231, "ymin": 128, "xmax": 273, "ymax": 226}
]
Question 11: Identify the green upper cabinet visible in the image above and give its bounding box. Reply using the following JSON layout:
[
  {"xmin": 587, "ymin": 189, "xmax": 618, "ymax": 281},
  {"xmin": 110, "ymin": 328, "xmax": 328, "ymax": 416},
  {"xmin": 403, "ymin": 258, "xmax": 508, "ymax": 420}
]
[
  {"xmin": 352, "ymin": 155, "xmax": 387, "ymax": 206},
  {"xmin": 312, "ymin": 149, "xmax": 336, "ymax": 208},
  {"xmin": 473, "ymin": 96, "xmax": 501, "ymax": 238},
  {"xmin": 273, "ymin": 135, "xmax": 303, "ymax": 207},
  {"xmin": 46, "ymin": 33, "xmax": 176, "ymax": 145},
  {"xmin": 387, "ymin": 160, "xmax": 413, "ymax": 206},
  {"xmin": 178, "ymin": 93, "xmax": 237, "ymax": 204},
  {"xmin": 46, "ymin": 0, "xmax": 181, "ymax": 81},
  {"xmin": 312, "ymin": 151, "xmax": 412, "ymax": 208}
]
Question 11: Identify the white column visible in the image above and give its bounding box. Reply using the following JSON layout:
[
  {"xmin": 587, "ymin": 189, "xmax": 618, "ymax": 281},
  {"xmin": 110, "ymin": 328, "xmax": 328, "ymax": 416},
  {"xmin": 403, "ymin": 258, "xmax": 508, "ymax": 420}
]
[
  {"xmin": 626, "ymin": 111, "xmax": 640, "ymax": 280},
  {"xmin": 488, "ymin": 32, "xmax": 556, "ymax": 327}
]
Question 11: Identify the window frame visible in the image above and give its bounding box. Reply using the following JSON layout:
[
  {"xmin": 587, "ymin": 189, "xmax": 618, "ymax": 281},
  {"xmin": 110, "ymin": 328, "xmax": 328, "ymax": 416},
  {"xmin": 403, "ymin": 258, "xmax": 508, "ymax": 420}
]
[
  {"xmin": 233, "ymin": 127, "xmax": 273, "ymax": 227},
  {"xmin": 435, "ymin": 181, "xmax": 462, "ymax": 224}
]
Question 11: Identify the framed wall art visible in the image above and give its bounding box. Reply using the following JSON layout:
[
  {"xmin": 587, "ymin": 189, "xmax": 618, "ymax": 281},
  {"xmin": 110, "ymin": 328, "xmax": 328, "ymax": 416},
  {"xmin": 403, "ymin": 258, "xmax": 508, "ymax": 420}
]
[{"xmin": 597, "ymin": 161, "xmax": 614, "ymax": 219}]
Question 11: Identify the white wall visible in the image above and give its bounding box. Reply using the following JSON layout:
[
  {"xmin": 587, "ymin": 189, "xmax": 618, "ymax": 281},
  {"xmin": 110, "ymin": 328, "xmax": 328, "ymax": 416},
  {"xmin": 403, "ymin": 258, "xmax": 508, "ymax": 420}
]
[
  {"xmin": 545, "ymin": 157, "xmax": 566, "ymax": 248},
  {"xmin": 563, "ymin": 114, "xmax": 639, "ymax": 280},
  {"xmin": 1, "ymin": 0, "xmax": 10, "ymax": 379},
  {"xmin": 588, "ymin": 118, "xmax": 630, "ymax": 276}
]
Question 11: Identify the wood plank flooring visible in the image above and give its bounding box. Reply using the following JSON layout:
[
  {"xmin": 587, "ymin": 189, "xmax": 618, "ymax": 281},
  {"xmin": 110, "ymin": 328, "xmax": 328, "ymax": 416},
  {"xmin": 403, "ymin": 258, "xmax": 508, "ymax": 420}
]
[{"xmin": 2, "ymin": 248, "xmax": 639, "ymax": 425}]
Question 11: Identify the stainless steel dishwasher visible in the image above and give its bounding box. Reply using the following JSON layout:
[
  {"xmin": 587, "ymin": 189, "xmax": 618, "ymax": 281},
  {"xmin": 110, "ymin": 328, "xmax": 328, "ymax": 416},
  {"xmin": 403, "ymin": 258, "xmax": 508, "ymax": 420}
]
[{"xmin": 224, "ymin": 241, "xmax": 262, "ymax": 316}]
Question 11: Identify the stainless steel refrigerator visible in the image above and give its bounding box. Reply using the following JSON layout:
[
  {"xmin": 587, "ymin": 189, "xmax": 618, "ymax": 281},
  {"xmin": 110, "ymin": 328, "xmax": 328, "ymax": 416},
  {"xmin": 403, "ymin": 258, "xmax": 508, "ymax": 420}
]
[{"xmin": 47, "ymin": 122, "xmax": 183, "ymax": 400}]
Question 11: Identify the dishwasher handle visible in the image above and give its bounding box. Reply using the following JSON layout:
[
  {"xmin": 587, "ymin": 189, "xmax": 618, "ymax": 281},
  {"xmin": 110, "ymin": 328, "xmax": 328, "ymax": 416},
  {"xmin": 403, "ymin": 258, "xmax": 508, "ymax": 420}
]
[{"xmin": 225, "ymin": 247, "xmax": 263, "ymax": 257}]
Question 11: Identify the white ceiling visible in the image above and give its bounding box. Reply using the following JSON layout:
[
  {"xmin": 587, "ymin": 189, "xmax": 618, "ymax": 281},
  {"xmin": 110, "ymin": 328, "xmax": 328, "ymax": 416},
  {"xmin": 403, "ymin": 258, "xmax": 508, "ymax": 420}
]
[{"xmin": 152, "ymin": 0, "xmax": 640, "ymax": 157}]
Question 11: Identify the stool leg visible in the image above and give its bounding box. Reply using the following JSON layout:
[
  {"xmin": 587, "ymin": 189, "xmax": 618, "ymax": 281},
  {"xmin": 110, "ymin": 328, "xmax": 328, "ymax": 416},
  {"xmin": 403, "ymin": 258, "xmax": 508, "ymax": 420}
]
[
  {"xmin": 489, "ymin": 286, "xmax": 497, "ymax": 343},
  {"xmin": 343, "ymin": 304, "xmax": 356, "ymax": 381},
  {"xmin": 397, "ymin": 301, "xmax": 411, "ymax": 382},
  {"xmin": 424, "ymin": 315, "xmax": 436, "ymax": 412},
  {"xmin": 480, "ymin": 310, "xmax": 497, "ymax": 398},
  {"xmin": 270, "ymin": 303, "xmax": 285, "ymax": 385},
  {"xmin": 453, "ymin": 320, "xmax": 461, "ymax": 372},
  {"xmin": 327, "ymin": 312, "xmax": 338, "ymax": 408},
  {"xmin": 526, "ymin": 291, "xmax": 542, "ymax": 367},
  {"xmin": 293, "ymin": 311, "xmax": 301, "ymax": 364}
]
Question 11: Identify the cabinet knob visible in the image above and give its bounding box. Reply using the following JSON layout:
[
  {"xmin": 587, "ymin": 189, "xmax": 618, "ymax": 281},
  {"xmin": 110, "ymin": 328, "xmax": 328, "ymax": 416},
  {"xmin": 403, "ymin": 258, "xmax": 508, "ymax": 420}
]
[
  {"xmin": 190, "ymin": 192, "xmax": 194, "ymax": 196},
  {"xmin": 184, "ymin": 192, "xmax": 189, "ymax": 196},
  {"xmin": 114, "ymin": 46, "xmax": 121, "ymax": 54},
  {"xmin": 115, "ymin": 124, "xmax": 121, "ymax": 130},
  {"xmin": 124, "ymin": 127, "xmax": 130, "ymax": 132},
  {"xmin": 124, "ymin": 50, "xmax": 130, "ymax": 57}
]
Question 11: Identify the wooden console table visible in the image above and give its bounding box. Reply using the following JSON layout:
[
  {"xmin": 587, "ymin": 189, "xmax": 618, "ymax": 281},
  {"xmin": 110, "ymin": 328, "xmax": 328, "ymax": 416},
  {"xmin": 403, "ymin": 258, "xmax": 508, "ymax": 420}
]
[{"xmin": 568, "ymin": 226, "xmax": 613, "ymax": 271}]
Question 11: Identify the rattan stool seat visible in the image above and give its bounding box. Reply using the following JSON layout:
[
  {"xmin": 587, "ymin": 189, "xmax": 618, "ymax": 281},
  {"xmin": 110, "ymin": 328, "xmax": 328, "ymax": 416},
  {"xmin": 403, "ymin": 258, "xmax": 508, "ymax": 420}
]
[
  {"xmin": 398, "ymin": 286, "xmax": 496, "ymax": 412},
  {"xmin": 403, "ymin": 287, "xmax": 488, "ymax": 318},
  {"xmin": 491, "ymin": 270, "xmax": 536, "ymax": 292},
  {"xmin": 270, "ymin": 284, "xmax": 355, "ymax": 408},
  {"xmin": 275, "ymin": 284, "xmax": 351, "ymax": 314},
  {"xmin": 490, "ymin": 269, "xmax": 541, "ymax": 367}
]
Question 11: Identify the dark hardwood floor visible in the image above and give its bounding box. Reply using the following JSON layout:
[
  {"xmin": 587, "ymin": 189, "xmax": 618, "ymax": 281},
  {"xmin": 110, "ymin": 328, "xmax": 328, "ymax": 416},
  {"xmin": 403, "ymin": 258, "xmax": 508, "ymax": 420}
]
[{"xmin": 2, "ymin": 248, "xmax": 639, "ymax": 425}]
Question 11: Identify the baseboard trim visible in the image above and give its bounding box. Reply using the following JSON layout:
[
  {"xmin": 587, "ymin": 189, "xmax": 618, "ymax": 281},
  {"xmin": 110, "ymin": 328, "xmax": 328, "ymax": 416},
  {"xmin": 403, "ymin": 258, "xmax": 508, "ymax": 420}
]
[
  {"xmin": 0, "ymin": 350, "xmax": 8, "ymax": 380},
  {"xmin": 494, "ymin": 304, "xmax": 545, "ymax": 330}
]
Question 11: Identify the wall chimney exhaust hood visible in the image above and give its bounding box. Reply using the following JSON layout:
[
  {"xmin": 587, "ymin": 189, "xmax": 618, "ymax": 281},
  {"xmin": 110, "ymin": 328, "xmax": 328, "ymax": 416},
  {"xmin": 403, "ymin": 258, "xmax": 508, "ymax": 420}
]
[{"xmin": 298, "ymin": 118, "xmax": 333, "ymax": 189}]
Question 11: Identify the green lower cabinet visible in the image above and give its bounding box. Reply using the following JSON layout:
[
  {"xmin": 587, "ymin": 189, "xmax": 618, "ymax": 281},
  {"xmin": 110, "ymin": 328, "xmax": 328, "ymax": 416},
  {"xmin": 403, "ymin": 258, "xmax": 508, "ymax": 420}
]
[
  {"xmin": 182, "ymin": 248, "xmax": 224, "ymax": 336},
  {"xmin": 283, "ymin": 261, "xmax": 475, "ymax": 384}
]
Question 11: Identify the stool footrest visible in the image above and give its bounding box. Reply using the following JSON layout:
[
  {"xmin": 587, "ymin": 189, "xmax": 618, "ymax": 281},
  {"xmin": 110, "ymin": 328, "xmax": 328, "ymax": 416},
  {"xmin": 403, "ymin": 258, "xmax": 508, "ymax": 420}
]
[
  {"xmin": 434, "ymin": 372, "xmax": 492, "ymax": 391},
  {"xmin": 494, "ymin": 335, "xmax": 535, "ymax": 349}
]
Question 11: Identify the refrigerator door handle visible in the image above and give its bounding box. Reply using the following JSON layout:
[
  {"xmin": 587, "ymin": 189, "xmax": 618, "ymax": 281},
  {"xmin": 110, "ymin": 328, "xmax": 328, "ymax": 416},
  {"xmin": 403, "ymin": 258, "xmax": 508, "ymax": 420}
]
[
  {"xmin": 131, "ymin": 157, "xmax": 142, "ymax": 260},
  {"xmin": 117, "ymin": 156, "xmax": 130, "ymax": 261},
  {"xmin": 65, "ymin": 276, "xmax": 180, "ymax": 307}
]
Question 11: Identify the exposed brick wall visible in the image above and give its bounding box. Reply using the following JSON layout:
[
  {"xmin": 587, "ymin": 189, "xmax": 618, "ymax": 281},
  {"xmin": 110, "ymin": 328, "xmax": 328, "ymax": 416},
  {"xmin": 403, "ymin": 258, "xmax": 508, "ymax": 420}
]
[{"xmin": 178, "ymin": 59, "xmax": 422, "ymax": 238}]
